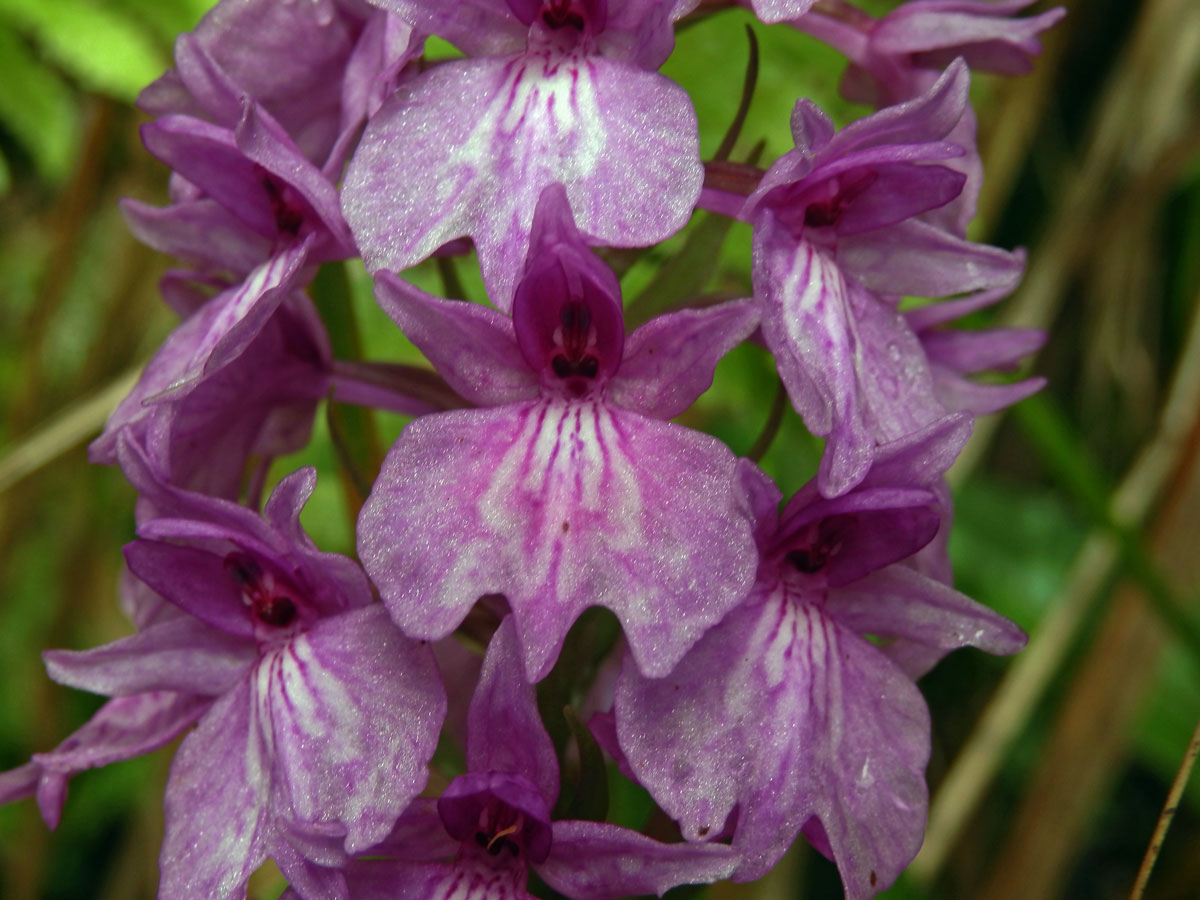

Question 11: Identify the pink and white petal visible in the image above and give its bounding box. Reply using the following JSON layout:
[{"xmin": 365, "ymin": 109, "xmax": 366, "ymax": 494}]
[
  {"xmin": 359, "ymin": 401, "xmax": 756, "ymax": 680},
  {"xmin": 610, "ymin": 298, "xmax": 760, "ymax": 419},
  {"xmin": 467, "ymin": 617, "xmax": 560, "ymax": 806},
  {"xmin": 160, "ymin": 678, "xmax": 271, "ymax": 900},
  {"xmin": 43, "ymin": 617, "xmax": 254, "ymax": 698},
  {"xmin": 779, "ymin": 614, "xmax": 930, "ymax": 899},
  {"xmin": 372, "ymin": 271, "xmax": 539, "ymax": 406},
  {"xmin": 838, "ymin": 218, "xmax": 1023, "ymax": 300},
  {"xmin": 539, "ymin": 820, "xmax": 738, "ymax": 899},
  {"xmin": 830, "ymin": 565, "xmax": 1027, "ymax": 659},
  {"xmin": 755, "ymin": 226, "xmax": 872, "ymax": 496},
  {"xmin": 21, "ymin": 692, "xmax": 208, "ymax": 829},
  {"xmin": 330, "ymin": 858, "xmax": 531, "ymax": 900},
  {"xmin": 748, "ymin": 0, "xmax": 816, "ymax": 24},
  {"xmin": 850, "ymin": 285, "xmax": 944, "ymax": 445},
  {"xmin": 34, "ymin": 691, "xmax": 210, "ymax": 773},
  {"xmin": 344, "ymin": 55, "xmax": 700, "ymax": 307},
  {"xmin": 615, "ymin": 589, "xmax": 803, "ymax": 851},
  {"xmin": 261, "ymin": 606, "xmax": 445, "ymax": 854}
]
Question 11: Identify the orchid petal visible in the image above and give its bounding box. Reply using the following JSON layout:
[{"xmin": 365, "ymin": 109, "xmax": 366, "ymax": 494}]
[
  {"xmin": 359, "ymin": 401, "xmax": 756, "ymax": 680},
  {"xmin": 610, "ymin": 299, "xmax": 759, "ymax": 419},
  {"xmin": 260, "ymin": 606, "xmax": 445, "ymax": 853},
  {"xmin": 343, "ymin": 54, "xmax": 700, "ymax": 307},
  {"xmin": 43, "ymin": 617, "xmax": 254, "ymax": 698},
  {"xmin": 539, "ymin": 820, "xmax": 738, "ymax": 899},
  {"xmin": 467, "ymin": 617, "xmax": 560, "ymax": 806}
]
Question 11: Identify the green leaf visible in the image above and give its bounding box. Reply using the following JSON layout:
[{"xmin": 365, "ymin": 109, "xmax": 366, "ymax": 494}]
[
  {"xmin": 0, "ymin": 26, "xmax": 78, "ymax": 181},
  {"xmin": 562, "ymin": 705, "xmax": 609, "ymax": 823},
  {"xmin": 0, "ymin": 0, "xmax": 168, "ymax": 102},
  {"xmin": 107, "ymin": 0, "xmax": 217, "ymax": 46}
]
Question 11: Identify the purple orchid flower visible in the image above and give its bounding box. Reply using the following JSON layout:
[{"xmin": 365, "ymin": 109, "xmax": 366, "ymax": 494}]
[
  {"xmin": 613, "ymin": 415, "xmax": 1026, "ymax": 898},
  {"xmin": 796, "ymin": 0, "xmax": 1066, "ymax": 108},
  {"xmin": 281, "ymin": 616, "xmax": 738, "ymax": 900},
  {"xmin": 740, "ymin": 59, "xmax": 1027, "ymax": 496},
  {"xmin": 794, "ymin": 0, "xmax": 1064, "ymax": 231},
  {"xmin": 0, "ymin": 572, "xmax": 214, "ymax": 829},
  {"xmin": 907, "ymin": 278, "xmax": 1047, "ymax": 418},
  {"xmin": 41, "ymin": 441, "xmax": 447, "ymax": 900},
  {"xmin": 357, "ymin": 184, "xmax": 760, "ymax": 681},
  {"xmin": 138, "ymin": 0, "xmax": 422, "ymax": 171},
  {"xmin": 90, "ymin": 292, "xmax": 332, "ymax": 499},
  {"xmin": 342, "ymin": 0, "xmax": 703, "ymax": 307}
]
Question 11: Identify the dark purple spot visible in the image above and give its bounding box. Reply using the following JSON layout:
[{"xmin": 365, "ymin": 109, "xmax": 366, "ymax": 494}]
[
  {"xmin": 870, "ymin": 871, "xmax": 877, "ymax": 887},
  {"xmin": 803, "ymin": 200, "xmax": 840, "ymax": 228},
  {"xmin": 259, "ymin": 171, "xmax": 304, "ymax": 236},
  {"xmin": 257, "ymin": 595, "xmax": 297, "ymax": 628},
  {"xmin": 786, "ymin": 547, "xmax": 829, "ymax": 574},
  {"xmin": 541, "ymin": 0, "xmax": 585, "ymax": 29},
  {"xmin": 551, "ymin": 300, "xmax": 600, "ymax": 380},
  {"xmin": 551, "ymin": 353, "xmax": 599, "ymax": 378},
  {"xmin": 224, "ymin": 551, "xmax": 302, "ymax": 628}
]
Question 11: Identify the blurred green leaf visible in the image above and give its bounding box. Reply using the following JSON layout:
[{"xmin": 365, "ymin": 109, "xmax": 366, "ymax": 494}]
[
  {"xmin": 0, "ymin": 0, "xmax": 168, "ymax": 102},
  {"xmin": 0, "ymin": 25, "xmax": 78, "ymax": 182},
  {"xmin": 108, "ymin": 0, "xmax": 217, "ymax": 46}
]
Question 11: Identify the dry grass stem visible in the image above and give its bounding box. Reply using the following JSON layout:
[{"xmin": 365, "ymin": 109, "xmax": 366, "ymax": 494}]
[
  {"xmin": 913, "ymin": 280, "xmax": 1200, "ymax": 886},
  {"xmin": 1129, "ymin": 715, "xmax": 1200, "ymax": 900}
]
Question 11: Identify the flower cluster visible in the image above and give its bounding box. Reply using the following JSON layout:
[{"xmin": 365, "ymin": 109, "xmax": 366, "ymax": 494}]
[{"xmin": 1, "ymin": 1, "xmax": 1062, "ymax": 898}]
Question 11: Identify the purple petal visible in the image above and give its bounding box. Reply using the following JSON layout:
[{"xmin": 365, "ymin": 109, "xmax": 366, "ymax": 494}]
[
  {"xmin": 144, "ymin": 0, "xmax": 367, "ymax": 164},
  {"xmin": 610, "ymin": 299, "xmax": 759, "ymax": 418},
  {"xmin": 234, "ymin": 100, "xmax": 356, "ymax": 257},
  {"xmin": 932, "ymin": 370, "xmax": 1046, "ymax": 416},
  {"xmin": 874, "ymin": 2, "xmax": 1067, "ymax": 76},
  {"xmin": 838, "ymin": 217, "xmax": 1023, "ymax": 298},
  {"xmin": 784, "ymin": 617, "xmax": 929, "ymax": 897},
  {"xmin": 120, "ymin": 197, "xmax": 270, "ymax": 275},
  {"xmin": 372, "ymin": 271, "xmax": 539, "ymax": 406},
  {"xmin": 339, "ymin": 858, "xmax": 531, "ymax": 900},
  {"xmin": 365, "ymin": 0, "xmax": 528, "ymax": 57},
  {"xmin": 467, "ymin": 617, "xmax": 560, "ymax": 806},
  {"xmin": 343, "ymin": 54, "xmax": 701, "ymax": 307},
  {"xmin": 359, "ymin": 402, "xmax": 757, "ymax": 680},
  {"xmin": 615, "ymin": 593, "xmax": 789, "ymax": 849},
  {"xmin": 272, "ymin": 842, "xmax": 350, "ymax": 900},
  {"xmin": 823, "ymin": 58, "xmax": 970, "ymax": 159},
  {"xmin": 123, "ymin": 541, "xmax": 254, "ymax": 637},
  {"xmin": 538, "ymin": 820, "xmax": 738, "ymax": 899},
  {"xmin": 754, "ymin": 227, "xmax": 872, "ymax": 496},
  {"xmin": 43, "ymin": 617, "xmax": 254, "ymax": 698},
  {"xmin": 160, "ymin": 679, "xmax": 269, "ymax": 900},
  {"xmin": 921, "ymin": 326, "xmax": 1044, "ymax": 373},
  {"xmin": 830, "ymin": 565, "xmax": 1027, "ymax": 667},
  {"xmin": 259, "ymin": 606, "xmax": 446, "ymax": 853},
  {"xmin": 749, "ymin": 0, "xmax": 816, "ymax": 24}
]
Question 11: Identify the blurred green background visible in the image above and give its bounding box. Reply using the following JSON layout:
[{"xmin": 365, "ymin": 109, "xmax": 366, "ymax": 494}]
[{"xmin": 1, "ymin": 0, "xmax": 1199, "ymax": 898}]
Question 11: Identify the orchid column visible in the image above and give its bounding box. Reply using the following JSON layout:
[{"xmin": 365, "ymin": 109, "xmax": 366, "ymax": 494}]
[{"xmin": 0, "ymin": 1, "xmax": 1063, "ymax": 899}]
